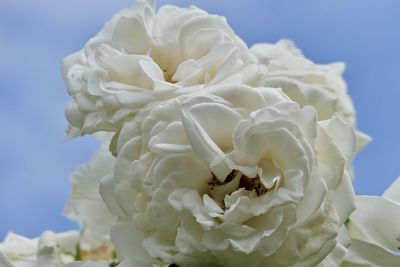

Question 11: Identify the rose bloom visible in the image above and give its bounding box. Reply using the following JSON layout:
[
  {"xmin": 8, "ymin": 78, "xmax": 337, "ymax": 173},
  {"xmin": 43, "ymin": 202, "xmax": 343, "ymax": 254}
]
[
  {"xmin": 100, "ymin": 84, "xmax": 358, "ymax": 267},
  {"xmin": 0, "ymin": 231, "xmax": 117, "ymax": 267},
  {"xmin": 62, "ymin": 0, "xmax": 258, "ymax": 138},
  {"xmin": 250, "ymin": 40, "xmax": 370, "ymax": 151},
  {"xmin": 0, "ymin": 231, "xmax": 79, "ymax": 267},
  {"xmin": 64, "ymin": 143, "xmax": 117, "ymax": 250},
  {"xmin": 251, "ymin": 40, "xmax": 354, "ymax": 125}
]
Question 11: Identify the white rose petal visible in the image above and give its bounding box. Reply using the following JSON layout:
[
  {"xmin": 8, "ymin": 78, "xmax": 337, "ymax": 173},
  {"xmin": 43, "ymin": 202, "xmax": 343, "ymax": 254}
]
[
  {"xmin": 349, "ymin": 196, "xmax": 400, "ymax": 252},
  {"xmin": 347, "ymin": 178, "xmax": 400, "ymax": 253},
  {"xmin": 316, "ymin": 244, "xmax": 347, "ymax": 267},
  {"xmin": 341, "ymin": 239, "xmax": 400, "ymax": 267},
  {"xmin": 383, "ymin": 176, "xmax": 400, "ymax": 203},
  {"xmin": 343, "ymin": 176, "xmax": 400, "ymax": 266}
]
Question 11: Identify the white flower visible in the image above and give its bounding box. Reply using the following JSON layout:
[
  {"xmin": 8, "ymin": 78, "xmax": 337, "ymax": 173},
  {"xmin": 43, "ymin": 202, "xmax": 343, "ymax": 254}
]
[
  {"xmin": 64, "ymin": 138, "xmax": 117, "ymax": 250},
  {"xmin": 251, "ymin": 39, "xmax": 354, "ymax": 124},
  {"xmin": 0, "ymin": 231, "xmax": 79, "ymax": 267},
  {"xmin": 100, "ymin": 84, "xmax": 358, "ymax": 267},
  {"xmin": 250, "ymin": 40, "xmax": 370, "ymax": 151},
  {"xmin": 62, "ymin": 0, "xmax": 258, "ymax": 137},
  {"xmin": 341, "ymin": 177, "xmax": 400, "ymax": 266},
  {"xmin": 0, "ymin": 230, "xmax": 118, "ymax": 267}
]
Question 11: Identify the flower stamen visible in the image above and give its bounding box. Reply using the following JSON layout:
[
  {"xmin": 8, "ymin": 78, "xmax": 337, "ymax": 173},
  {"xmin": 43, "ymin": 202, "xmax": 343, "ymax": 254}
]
[{"xmin": 208, "ymin": 170, "xmax": 270, "ymax": 199}]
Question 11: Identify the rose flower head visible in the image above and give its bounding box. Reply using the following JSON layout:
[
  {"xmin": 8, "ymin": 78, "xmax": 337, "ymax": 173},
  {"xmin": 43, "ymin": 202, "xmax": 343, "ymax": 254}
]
[
  {"xmin": 251, "ymin": 40, "xmax": 370, "ymax": 152},
  {"xmin": 100, "ymin": 84, "xmax": 358, "ymax": 267},
  {"xmin": 62, "ymin": 0, "xmax": 258, "ymax": 138},
  {"xmin": 251, "ymin": 40, "xmax": 354, "ymax": 125}
]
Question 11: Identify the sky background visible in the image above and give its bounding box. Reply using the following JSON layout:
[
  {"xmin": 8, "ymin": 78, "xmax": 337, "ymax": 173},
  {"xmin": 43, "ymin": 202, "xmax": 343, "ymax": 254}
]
[{"xmin": 0, "ymin": 0, "xmax": 399, "ymax": 240}]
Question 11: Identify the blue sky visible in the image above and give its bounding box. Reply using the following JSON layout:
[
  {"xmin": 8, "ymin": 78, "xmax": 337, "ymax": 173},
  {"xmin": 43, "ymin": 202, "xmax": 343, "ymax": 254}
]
[{"xmin": 1, "ymin": 0, "xmax": 399, "ymax": 239}]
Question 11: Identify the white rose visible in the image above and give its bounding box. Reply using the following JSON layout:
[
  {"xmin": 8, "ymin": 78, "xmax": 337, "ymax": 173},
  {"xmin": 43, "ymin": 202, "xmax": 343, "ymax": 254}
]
[
  {"xmin": 250, "ymin": 40, "xmax": 370, "ymax": 151},
  {"xmin": 251, "ymin": 39, "xmax": 354, "ymax": 124},
  {"xmin": 0, "ymin": 231, "xmax": 119, "ymax": 267},
  {"xmin": 0, "ymin": 231, "xmax": 79, "ymax": 267},
  {"xmin": 100, "ymin": 84, "xmax": 358, "ymax": 267},
  {"xmin": 62, "ymin": 0, "xmax": 258, "ymax": 137},
  {"xmin": 341, "ymin": 177, "xmax": 400, "ymax": 266},
  {"xmin": 64, "ymin": 143, "xmax": 117, "ymax": 250}
]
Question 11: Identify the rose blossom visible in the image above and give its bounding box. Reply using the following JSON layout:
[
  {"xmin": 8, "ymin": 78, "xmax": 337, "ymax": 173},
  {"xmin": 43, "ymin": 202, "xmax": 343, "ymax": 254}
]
[
  {"xmin": 250, "ymin": 40, "xmax": 370, "ymax": 151},
  {"xmin": 64, "ymin": 142, "xmax": 117, "ymax": 250},
  {"xmin": 62, "ymin": 0, "xmax": 258, "ymax": 138},
  {"xmin": 100, "ymin": 84, "xmax": 358, "ymax": 267},
  {"xmin": 251, "ymin": 40, "xmax": 354, "ymax": 124},
  {"xmin": 0, "ymin": 231, "xmax": 79, "ymax": 266},
  {"xmin": 0, "ymin": 230, "xmax": 119, "ymax": 267}
]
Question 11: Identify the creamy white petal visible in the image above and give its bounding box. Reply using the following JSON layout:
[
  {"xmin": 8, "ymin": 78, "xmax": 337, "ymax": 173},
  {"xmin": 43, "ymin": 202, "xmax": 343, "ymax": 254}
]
[
  {"xmin": 349, "ymin": 196, "xmax": 400, "ymax": 252},
  {"xmin": 383, "ymin": 176, "xmax": 400, "ymax": 203},
  {"xmin": 341, "ymin": 239, "xmax": 400, "ymax": 267},
  {"xmin": 110, "ymin": 221, "xmax": 152, "ymax": 263}
]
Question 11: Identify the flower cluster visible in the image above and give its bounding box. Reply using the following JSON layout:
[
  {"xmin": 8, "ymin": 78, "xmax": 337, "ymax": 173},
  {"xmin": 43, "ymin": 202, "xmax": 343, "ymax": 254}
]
[{"xmin": 2, "ymin": 0, "xmax": 399, "ymax": 267}]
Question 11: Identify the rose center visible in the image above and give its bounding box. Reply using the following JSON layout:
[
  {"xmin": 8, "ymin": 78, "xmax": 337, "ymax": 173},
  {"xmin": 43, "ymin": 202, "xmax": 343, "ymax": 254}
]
[
  {"xmin": 149, "ymin": 47, "xmax": 178, "ymax": 84},
  {"xmin": 207, "ymin": 170, "xmax": 270, "ymax": 205},
  {"xmin": 162, "ymin": 68, "xmax": 175, "ymax": 83}
]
